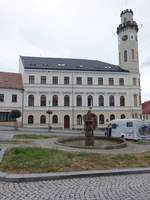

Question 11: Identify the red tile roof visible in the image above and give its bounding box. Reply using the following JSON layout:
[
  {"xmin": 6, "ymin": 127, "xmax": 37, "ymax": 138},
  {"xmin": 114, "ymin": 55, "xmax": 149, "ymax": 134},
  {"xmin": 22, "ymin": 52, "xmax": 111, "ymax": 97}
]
[
  {"xmin": 0, "ymin": 72, "xmax": 23, "ymax": 90},
  {"xmin": 142, "ymin": 101, "xmax": 150, "ymax": 114}
]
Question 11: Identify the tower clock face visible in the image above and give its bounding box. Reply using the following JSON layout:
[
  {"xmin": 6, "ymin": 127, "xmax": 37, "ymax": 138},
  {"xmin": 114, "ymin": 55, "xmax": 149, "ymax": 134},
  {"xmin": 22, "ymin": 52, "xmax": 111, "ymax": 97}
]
[{"xmin": 122, "ymin": 35, "xmax": 128, "ymax": 41}]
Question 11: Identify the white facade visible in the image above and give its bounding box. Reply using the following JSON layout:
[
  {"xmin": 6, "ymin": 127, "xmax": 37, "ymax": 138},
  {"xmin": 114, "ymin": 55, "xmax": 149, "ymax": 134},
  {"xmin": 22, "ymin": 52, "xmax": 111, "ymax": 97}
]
[
  {"xmin": 20, "ymin": 65, "xmax": 141, "ymax": 129},
  {"xmin": 0, "ymin": 88, "xmax": 23, "ymax": 126}
]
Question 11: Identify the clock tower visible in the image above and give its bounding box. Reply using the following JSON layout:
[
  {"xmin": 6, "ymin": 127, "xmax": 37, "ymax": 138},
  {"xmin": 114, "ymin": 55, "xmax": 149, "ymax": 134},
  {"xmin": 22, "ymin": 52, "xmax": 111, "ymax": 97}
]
[{"xmin": 117, "ymin": 9, "xmax": 139, "ymax": 72}]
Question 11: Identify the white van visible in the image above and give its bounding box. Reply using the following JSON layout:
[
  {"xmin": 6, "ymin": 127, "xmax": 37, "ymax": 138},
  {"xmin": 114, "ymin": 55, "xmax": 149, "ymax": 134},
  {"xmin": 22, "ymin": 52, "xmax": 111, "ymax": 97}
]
[{"xmin": 105, "ymin": 119, "xmax": 143, "ymax": 140}]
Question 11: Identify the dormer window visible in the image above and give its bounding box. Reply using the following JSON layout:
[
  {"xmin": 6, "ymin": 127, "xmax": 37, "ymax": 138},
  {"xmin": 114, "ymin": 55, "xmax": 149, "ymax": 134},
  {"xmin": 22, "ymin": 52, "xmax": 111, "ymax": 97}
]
[
  {"xmin": 42, "ymin": 64, "xmax": 48, "ymax": 67},
  {"xmin": 30, "ymin": 63, "xmax": 36, "ymax": 66}
]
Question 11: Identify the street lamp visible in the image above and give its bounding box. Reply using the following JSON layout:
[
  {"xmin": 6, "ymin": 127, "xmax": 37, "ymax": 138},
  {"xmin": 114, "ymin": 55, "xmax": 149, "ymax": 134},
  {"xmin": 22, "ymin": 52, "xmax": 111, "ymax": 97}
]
[{"xmin": 46, "ymin": 100, "xmax": 53, "ymax": 132}]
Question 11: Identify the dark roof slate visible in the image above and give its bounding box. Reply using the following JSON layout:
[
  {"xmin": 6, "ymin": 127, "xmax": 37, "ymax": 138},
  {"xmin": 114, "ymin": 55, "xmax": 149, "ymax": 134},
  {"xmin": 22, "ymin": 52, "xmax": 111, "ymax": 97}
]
[{"xmin": 20, "ymin": 56, "xmax": 129, "ymax": 73}]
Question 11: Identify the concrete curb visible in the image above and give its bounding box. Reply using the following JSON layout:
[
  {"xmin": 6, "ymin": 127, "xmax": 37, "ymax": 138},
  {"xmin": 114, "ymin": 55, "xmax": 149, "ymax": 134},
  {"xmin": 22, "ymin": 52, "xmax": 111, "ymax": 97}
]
[{"xmin": 1, "ymin": 168, "xmax": 150, "ymax": 183}]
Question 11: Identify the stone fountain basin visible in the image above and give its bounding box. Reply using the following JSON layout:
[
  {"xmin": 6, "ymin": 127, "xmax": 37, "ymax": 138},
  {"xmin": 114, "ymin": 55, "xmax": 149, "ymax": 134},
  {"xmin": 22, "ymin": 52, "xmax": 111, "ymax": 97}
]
[{"xmin": 56, "ymin": 136, "xmax": 127, "ymax": 150}]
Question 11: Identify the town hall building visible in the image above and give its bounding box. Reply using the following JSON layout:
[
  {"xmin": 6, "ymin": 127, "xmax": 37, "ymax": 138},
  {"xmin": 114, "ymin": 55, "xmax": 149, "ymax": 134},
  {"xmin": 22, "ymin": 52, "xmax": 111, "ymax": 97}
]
[{"xmin": 0, "ymin": 9, "xmax": 142, "ymax": 129}]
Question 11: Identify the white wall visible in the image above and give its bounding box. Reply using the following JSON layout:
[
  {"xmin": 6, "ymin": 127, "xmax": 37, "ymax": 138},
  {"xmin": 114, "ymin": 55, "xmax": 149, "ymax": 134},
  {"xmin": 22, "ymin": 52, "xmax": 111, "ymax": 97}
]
[
  {"xmin": 0, "ymin": 88, "xmax": 23, "ymax": 122},
  {"xmin": 22, "ymin": 69, "xmax": 141, "ymax": 111}
]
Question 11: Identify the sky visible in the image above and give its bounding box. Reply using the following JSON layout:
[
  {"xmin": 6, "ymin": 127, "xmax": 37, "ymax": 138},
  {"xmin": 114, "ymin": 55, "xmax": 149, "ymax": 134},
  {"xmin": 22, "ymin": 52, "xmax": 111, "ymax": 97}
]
[{"xmin": 0, "ymin": 0, "xmax": 149, "ymax": 102}]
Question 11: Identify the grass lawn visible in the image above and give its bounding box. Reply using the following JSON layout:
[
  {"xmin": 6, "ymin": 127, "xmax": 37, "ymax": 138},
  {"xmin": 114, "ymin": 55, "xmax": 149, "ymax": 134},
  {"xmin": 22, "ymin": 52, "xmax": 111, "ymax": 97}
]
[
  {"xmin": 13, "ymin": 134, "xmax": 56, "ymax": 140},
  {"xmin": 1, "ymin": 147, "xmax": 150, "ymax": 173}
]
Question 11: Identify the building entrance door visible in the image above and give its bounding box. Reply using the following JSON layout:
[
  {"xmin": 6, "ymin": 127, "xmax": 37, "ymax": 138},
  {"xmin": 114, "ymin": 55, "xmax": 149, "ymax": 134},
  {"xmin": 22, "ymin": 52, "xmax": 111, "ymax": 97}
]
[{"xmin": 64, "ymin": 115, "xmax": 70, "ymax": 129}]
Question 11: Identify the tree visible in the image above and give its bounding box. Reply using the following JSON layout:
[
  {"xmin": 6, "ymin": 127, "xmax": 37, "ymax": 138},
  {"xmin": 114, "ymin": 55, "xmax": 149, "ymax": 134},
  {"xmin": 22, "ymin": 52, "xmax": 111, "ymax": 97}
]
[{"xmin": 9, "ymin": 110, "xmax": 21, "ymax": 129}]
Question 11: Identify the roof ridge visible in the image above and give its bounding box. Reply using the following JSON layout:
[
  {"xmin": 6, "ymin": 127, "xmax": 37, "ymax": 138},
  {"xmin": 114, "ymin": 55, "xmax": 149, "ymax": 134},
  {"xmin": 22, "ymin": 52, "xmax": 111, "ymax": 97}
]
[{"xmin": 0, "ymin": 71, "xmax": 20, "ymax": 75}]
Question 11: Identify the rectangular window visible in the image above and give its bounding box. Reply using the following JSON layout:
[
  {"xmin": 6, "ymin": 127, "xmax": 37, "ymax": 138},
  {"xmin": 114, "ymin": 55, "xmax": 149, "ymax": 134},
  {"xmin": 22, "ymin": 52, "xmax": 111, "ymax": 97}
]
[
  {"xmin": 126, "ymin": 122, "xmax": 133, "ymax": 127},
  {"xmin": 53, "ymin": 76, "xmax": 58, "ymax": 85},
  {"xmin": 12, "ymin": 94, "xmax": 17, "ymax": 102},
  {"xmin": 0, "ymin": 112, "xmax": 15, "ymax": 121},
  {"xmin": 76, "ymin": 77, "xmax": 82, "ymax": 85},
  {"xmin": 87, "ymin": 77, "xmax": 93, "ymax": 85},
  {"xmin": 0, "ymin": 94, "xmax": 4, "ymax": 102},
  {"xmin": 98, "ymin": 77, "xmax": 103, "ymax": 85},
  {"xmin": 29, "ymin": 75, "xmax": 35, "ymax": 84},
  {"xmin": 41, "ymin": 76, "xmax": 46, "ymax": 84},
  {"xmin": 109, "ymin": 78, "xmax": 114, "ymax": 86},
  {"xmin": 111, "ymin": 124, "xmax": 118, "ymax": 129},
  {"xmin": 64, "ymin": 77, "xmax": 69, "ymax": 85},
  {"xmin": 133, "ymin": 78, "xmax": 137, "ymax": 86},
  {"xmin": 119, "ymin": 78, "xmax": 124, "ymax": 86}
]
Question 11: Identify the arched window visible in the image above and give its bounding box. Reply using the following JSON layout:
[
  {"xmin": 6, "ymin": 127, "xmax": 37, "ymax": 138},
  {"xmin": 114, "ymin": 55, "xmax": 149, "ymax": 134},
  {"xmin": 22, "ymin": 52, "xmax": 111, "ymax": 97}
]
[
  {"xmin": 76, "ymin": 95, "xmax": 82, "ymax": 107},
  {"xmin": 99, "ymin": 95, "xmax": 104, "ymax": 107},
  {"xmin": 99, "ymin": 114, "xmax": 104, "ymax": 124},
  {"xmin": 64, "ymin": 95, "xmax": 70, "ymax": 106},
  {"xmin": 40, "ymin": 95, "xmax": 46, "ymax": 106},
  {"xmin": 28, "ymin": 95, "xmax": 34, "ymax": 107},
  {"xmin": 131, "ymin": 49, "xmax": 135, "ymax": 60},
  {"xmin": 28, "ymin": 115, "xmax": 34, "ymax": 124},
  {"xmin": 77, "ymin": 115, "xmax": 82, "ymax": 125},
  {"xmin": 87, "ymin": 95, "xmax": 93, "ymax": 107},
  {"xmin": 52, "ymin": 95, "xmax": 58, "ymax": 106},
  {"xmin": 40, "ymin": 115, "xmax": 46, "ymax": 124},
  {"xmin": 109, "ymin": 96, "xmax": 115, "ymax": 107},
  {"xmin": 124, "ymin": 50, "xmax": 128, "ymax": 62},
  {"xmin": 133, "ymin": 94, "xmax": 138, "ymax": 107},
  {"xmin": 120, "ymin": 96, "xmax": 125, "ymax": 107},
  {"xmin": 52, "ymin": 115, "xmax": 58, "ymax": 124},
  {"xmin": 110, "ymin": 114, "xmax": 115, "ymax": 121},
  {"xmin": 121, "ymin": 114, "xmax": 126, "ymax": 119}
]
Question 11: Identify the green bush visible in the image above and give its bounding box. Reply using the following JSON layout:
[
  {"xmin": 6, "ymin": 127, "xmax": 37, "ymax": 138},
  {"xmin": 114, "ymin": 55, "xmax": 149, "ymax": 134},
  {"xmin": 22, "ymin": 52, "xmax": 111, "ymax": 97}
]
[{"xmin": 9, "ymin": 110, "xmax": 21, "ymax": 121}]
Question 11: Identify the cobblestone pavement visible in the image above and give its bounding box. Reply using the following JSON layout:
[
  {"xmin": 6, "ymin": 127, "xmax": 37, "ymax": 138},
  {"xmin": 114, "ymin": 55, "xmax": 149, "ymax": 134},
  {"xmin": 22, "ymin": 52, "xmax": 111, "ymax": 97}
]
[{"xmin": 0, "ymin": 174, "xmax": 150, "ymax": 199}]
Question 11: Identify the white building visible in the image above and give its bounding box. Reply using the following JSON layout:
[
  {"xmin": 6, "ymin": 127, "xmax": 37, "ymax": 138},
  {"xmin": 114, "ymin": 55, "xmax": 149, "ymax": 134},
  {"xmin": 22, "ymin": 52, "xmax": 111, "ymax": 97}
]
[
  {"xmin": 0, "ymin": 72, "xmax": 23, "ymax": 127},
  {"xmin": 19, "ymin": 9, "xmax": 142, "ymax": 129}
]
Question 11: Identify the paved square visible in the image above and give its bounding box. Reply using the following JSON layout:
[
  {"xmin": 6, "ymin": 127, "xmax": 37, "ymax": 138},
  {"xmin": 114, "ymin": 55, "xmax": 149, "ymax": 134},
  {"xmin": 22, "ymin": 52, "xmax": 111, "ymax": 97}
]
[{"xmin": 0, "ymin": 173, "xmax": 150, "ymax": 199}]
